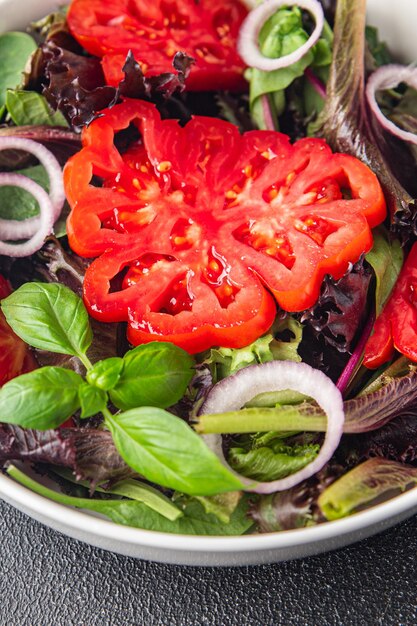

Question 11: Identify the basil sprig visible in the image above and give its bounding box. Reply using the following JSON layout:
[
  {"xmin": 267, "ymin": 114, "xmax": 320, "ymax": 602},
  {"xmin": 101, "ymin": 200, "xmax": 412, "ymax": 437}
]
[{"xmin": 1, "ymin": 283, "xmax": 245, "ymax": 496}]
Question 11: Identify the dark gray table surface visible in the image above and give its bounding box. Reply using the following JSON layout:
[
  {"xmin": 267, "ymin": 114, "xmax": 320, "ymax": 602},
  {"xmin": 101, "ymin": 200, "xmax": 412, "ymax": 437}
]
[{"xmin": 0, "ymin": 500, "xmax": 416, "ymax": 626}]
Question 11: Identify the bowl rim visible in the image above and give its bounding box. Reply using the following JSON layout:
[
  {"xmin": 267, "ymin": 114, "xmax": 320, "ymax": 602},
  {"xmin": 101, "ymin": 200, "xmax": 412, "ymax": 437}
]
[
  {"xmin": 1, "ymin": 471, "xmax": 416, "ymax": 552},
  {"xmin": 0, "ymin": 0, "xmax": 416, "ymax": 560}
]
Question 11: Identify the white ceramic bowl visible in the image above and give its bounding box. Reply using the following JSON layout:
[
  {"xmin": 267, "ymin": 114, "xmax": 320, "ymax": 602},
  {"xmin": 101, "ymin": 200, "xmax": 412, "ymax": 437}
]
[{"xmin": 0, "ymin": 0, "xmax": 416, "ymax": 567}]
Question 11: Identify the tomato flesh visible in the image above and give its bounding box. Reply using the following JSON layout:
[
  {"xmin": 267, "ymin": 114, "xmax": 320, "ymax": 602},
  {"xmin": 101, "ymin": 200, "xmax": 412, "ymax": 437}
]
[
  {"xmin": 364, "ymin": 242, "xmax": 417, "ymax": 368},
  {"xmin": 66, "ymin": 0, "xmax": 248, "ymax": 91},
  {"xmin": 65, "ymin": 100, "xmax": 386, "ymax": 353},
  {"xmin": 0, "ymin": 276, "xmax": 36, "ymax": 385}
]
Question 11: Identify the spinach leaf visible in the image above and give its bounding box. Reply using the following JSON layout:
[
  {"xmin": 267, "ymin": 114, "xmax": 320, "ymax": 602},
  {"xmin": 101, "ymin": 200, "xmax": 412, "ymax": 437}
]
[
  {"xmin": 0, "ymin": 164, "xmax": 48, "ymax": 221},
  {"xmin": 78, "ymin": 382, "xmax": 108, "ymax": 419},
  {"xmin": 105, "ymin": 407, "xmax": 245, "ymax": 496},
  {"xmin": 0, "ymin": 367, "xmax": 82, "ymax": 429},
  {"xmin": 8, "ymin": 465, "xmax": 253, "ymax": 535},
  {"xmin": 109, "ymin": 342, "xmax": 194, "ymax": 410},
  {"xmin": 0, "ymin": 32, "xmax": 37, "ymax": 110},
  {"xmin": 6, "ymin": 90, "xmax": 68, "ymax": 126},
  {"xmin": 366, "ymin": 228, "xmax": 403, "ymax": 316},
  {"xmin": 1, "ymin": 283, "xmax": 93, "ymax": 361}
]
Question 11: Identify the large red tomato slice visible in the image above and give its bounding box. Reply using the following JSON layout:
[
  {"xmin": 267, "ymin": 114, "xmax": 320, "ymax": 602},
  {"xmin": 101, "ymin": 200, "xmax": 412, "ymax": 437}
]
[
  {"xmin": 66, "ymin": 0, "xmax": 248, "ymax": 91},
  {"xmin": 0, "ymin": 276, "xmax": 36, "ymax": 385},
  {"xmin": 64, "ymin": 100, "xmax": 386, "ymax": 354}
]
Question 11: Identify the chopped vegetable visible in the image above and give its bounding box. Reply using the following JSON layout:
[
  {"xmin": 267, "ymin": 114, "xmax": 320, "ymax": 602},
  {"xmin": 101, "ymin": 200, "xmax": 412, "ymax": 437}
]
[
  {"xmin": 199, "ymin": 361, "xmax": 344, "ymax": 493},
  {"xmin": 65, "ymin": 99, "xmax": 385, "ymax": 353},
  {"xmin": 66, "ymin": 0, "xmax": 248, "ymax": 91},
  {"xmin": 364, "ymin": 243, "xmax": 417, "ymax": 368},
  {"xmin": 238, "ymin": 0, "xmax": 324, "ymax": 72}
]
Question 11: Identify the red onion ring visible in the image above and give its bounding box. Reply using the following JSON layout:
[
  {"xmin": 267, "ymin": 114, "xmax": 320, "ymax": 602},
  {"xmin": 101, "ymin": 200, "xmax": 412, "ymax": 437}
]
[
  {"xmin": 0, "ymin": 173, "xmax": 55, "ymax": 258},
  {"xmin": 0, "ymin": 137, "xmax": 65, "ymax": 242},
  {"xmin": 366, "ymin": 64, "xmax": 417, "ymax": 145},
  {"xmin": 238, "ymin": 0, "xmax": 324, "ymax": 72},
  {"xmin": 199, "ymin": 362, "xmax": 344, "ymax": 493}
]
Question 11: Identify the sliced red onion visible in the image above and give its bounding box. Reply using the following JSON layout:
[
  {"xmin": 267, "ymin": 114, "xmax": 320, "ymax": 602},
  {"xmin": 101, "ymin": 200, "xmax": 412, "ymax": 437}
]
[
  {"xmin": 366, "ymin": 64, "xmax": 417, "ymax": 144},
  {"xmin": 0, "ymin": 137, "xmax": 65, "ymax": 242},
  {"xmin": 238, "ymin": 0, "xmax": 324, "ymax": 72},
  {"xmin": 0, "ymin": 173, "xmax": 55, "ymax": 258},
  {"xmin": 199, "ymin": 361, "xmax": 344, "ymax": 493}
]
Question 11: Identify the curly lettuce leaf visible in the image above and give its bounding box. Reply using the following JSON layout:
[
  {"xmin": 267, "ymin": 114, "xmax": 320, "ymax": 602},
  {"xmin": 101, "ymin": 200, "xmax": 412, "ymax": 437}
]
[
  {"xmin": 204, "ymin": 316, "xmax": 303, "ymax": 382},
  {"xmin": 228, "ymin": 440, "xmax": 319, "ymax": 481},
  {"xmin": 301, "ymin": 259, "xmax": 371, "ymax": 354}
]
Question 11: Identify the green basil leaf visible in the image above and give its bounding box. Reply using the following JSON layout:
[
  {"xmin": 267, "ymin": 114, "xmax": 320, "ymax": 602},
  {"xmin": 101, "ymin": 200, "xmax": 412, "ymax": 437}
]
[
  {"xmin": 0, "ymin": 32, "xmax": 37, "ymax": 108},
  {"xmin": 109, "ymin": 342, "xmax": 194, "ymax": 410},
  {"xmin": 366, "ymin": 228, "xmax": 404, "ymax": 316},
  {"xmin": 6, "ymin": 90, "xmax": 68, "ymax": 127},
  {"xmin": 0, "ymin": 164, "xmax": 48, "ymax": 221},
  {"xmin": 78, "ymin": 382, "xmax": 108, "ymax": 419},
  {"xmin": 1, "ymin": 282, "xmax": 93, "ymax": 358},
  {"xmin": 86, "ymin": 357, "xmax": 124, "ymax": 391},
  {"xmin": 105, "ymin": 407, "xmax": 245, "ymax": 496},
  {"xmin": 0, "ymin": 367, "xmax": 82, "ymax": 429},
  {"xmin": 8, "ymin": 465, "xmax": 253, "ymax": 535}
]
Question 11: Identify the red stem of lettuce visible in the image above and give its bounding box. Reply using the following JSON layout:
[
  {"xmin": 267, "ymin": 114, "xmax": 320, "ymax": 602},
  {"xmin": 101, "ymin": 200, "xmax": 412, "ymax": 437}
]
[
  {"xmin": 305, "ymin": 68, "xmax": 327, "ymax": 100},
  {"xmin": 336, "ymin": 311, "xmax": 376, "ymax": 396},
  {"xmin": 261, "ymin": 94, "xmax": 276, "ymax": 131}
]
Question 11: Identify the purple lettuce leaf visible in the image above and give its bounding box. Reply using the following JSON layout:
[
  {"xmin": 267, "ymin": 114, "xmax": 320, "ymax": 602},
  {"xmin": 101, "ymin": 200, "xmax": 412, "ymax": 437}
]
[
  {"xmin": 0, "ymin": 424, "xmax": 132, "ymax": 487},
  {"xmin": 317, "ymin": 0, "xmax": 417, "ymax": 242},
  {"xmin": 300, "ymin": 259, "xmax": 371, "ymax": 354}
]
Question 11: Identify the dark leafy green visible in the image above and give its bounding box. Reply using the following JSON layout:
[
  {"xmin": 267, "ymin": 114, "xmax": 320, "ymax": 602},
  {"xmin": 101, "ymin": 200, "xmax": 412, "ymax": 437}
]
[
  {"xmin": 41, "ymin": 41, "xmax": 194, "ymax": 130},
  {"xmin": 0, "ymin": 423, "xmax": 132, "ymax": 486},
  {"xmin": 105, "ymin": 407, "xmax": 245, "ymax": 496},
  {"xmin": 301, "ymin": 259, "xmax": 372, "ymax": 354},
  {"xmin": 0, "ymin": 367, "xmax": 82, "ymax": 429},
  {"xmin": 1, "ymin": 282, "xmax": 92, "ymax": 360},
  {"xmin": 7, "ymin": 465, "xmax": 253, "ymax": 535},
  {"xmin": 109, "ymin": 343, "xmax": 194, "ymax": 411}
]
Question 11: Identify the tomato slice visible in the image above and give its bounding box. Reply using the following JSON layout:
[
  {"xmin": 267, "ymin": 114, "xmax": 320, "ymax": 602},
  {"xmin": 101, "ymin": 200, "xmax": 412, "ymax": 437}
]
[
  {"xmin": 0, "ymin": 276, "xmax": 36, "ymax": 385},
  {"xmin": 364, "ymin": 242, "xmax": 417, "ymax": 368},
  {"xmin": 65, "ymin": 100, "xmax": 386, "ymax": 353},
  {"xmin": 66, "ymin": 0, "xmax": 248, "ymax": 91}
]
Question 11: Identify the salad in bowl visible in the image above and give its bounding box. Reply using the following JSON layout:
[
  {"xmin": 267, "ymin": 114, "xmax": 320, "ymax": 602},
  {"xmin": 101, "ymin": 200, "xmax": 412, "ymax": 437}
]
[{"xmin": 0, "ymin": 0, "xmax": 417, "ymax": 565}]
